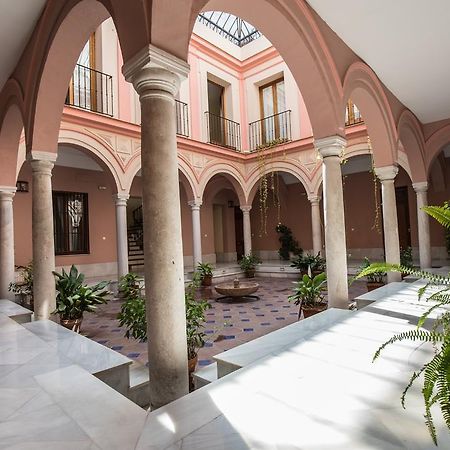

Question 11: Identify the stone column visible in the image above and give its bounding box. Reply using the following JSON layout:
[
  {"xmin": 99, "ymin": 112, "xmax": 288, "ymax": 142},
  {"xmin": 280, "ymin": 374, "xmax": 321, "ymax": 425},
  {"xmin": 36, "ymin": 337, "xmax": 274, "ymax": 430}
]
[
  {"xmin": 188, "ymin": 200, "xmax": 202, "ymax": 267},
  {"xmin": 123, "ymin": 45, "xmax": 190, "ymax": 409},
  {"xmin": 316, "ymin": 136, "xmax": 348, "ymax": 309},
  {"xmin": 413, "ymin": 182, "xmax": 432, "ymax": 269},
  {"xmin": 241, "ymin": 205, "xmax": 252, "ymax": 255},
  {"xmin": 375, "ymin": 166, "xmax": 402, "ymax": 282},
  {"xmin": 30, "ymin": 154, "xmax": 57, "ymax": 319},
  {"xmin": 0, "ymin": 187, "xmax": 16, "ymax": 300},
  {"xmin": 308, "ymin": 195, "xmax": 322, "ymax": 255},
  {"xmin": 115, "ymin": 193, "xmax": 129, "ymax": 279}
]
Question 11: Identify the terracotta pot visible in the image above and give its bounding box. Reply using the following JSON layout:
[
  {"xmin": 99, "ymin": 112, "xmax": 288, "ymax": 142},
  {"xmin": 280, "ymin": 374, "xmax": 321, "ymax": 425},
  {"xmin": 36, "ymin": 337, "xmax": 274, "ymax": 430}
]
[
  {"xmin": 311, "ymin": 269, "xmax": 324, "ymax": 277},
  {"xmin": 188, "ymin": 354, "xmax": 198, "ymax": 391},
  {"xmin": 201, "ymin": 275, "xmax": 212, "ymax": 286},
  {"xmin": 245, "ymin": 268, "xmax": 255, "ymax": 278},
  {"xmin": 366, "ymin": 281, "xmax": 385, "ymax": 292},
  {"xmin": 60, "ymin": 316, "xmax": 83, "ymax": 333},
  {"xmin": 301, "ymin": 304, "xmax": 327, "ymax": 319}
]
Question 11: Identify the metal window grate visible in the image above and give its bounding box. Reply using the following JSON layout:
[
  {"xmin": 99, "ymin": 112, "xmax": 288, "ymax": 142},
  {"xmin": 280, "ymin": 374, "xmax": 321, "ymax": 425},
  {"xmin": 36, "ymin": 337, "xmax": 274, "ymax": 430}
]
[
  {"xmin": 249, "ymin": 110, "xmax": 292, "ymax": 151},
  {"xmin": 175, "ymin": 100, "xmax": 190, "ymax": 137},
  {"xmin": 205, "ymin": 112, "xmax": 241, "ymax": 151},
  {"xmin": 53, "ymin": 191, "xmax": 90, "ymax": 255}
]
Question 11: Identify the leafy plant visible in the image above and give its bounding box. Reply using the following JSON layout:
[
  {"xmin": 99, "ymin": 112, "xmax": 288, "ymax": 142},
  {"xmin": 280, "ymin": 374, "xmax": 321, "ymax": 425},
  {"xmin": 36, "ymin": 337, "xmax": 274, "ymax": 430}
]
[
  {"xmin": 275, "ymin": 223, "xmax": 302, "ymax": 260},
  {"xmin": 53, "ymin": 265, "xmax": 109, "ymax": 320},
  {"xmin": 288, "ymin": 272, "xmax": 327, "ymax": 311},
  {"xmin": 353, "ymin": 204, "xmax": 450, "ymax": 445},
  {"xmin": 400, "ymin": 246, "xmax": 413, "ymax": 269},
  {"xmin": 239, "ymin": 254, "xmax": 261, "ymax": 273},
  {"xmin": 357, "ymin": 257, "xmax": 385, "ymax": 284},
  {"xmin": 118, "ymin": 272, "xmax": 211, "ymax": 360},
  {"xmin": 291, "ymin": 252, "xmax": 326, "ymax": 274},
  {"xmin": 196, "ymin": 262, "xmax": 213, "ymax": 278},
  {"xmin": 118, "ymin": 272, "xmax": 142, "ymax": 299},
  {"xmin": 9, "ymin": 262, "xmax": 33, "ymax": 298}
]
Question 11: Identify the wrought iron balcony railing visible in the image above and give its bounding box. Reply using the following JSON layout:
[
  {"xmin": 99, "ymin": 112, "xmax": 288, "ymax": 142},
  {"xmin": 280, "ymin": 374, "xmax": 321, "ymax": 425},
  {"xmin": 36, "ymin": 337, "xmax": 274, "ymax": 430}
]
[
  {"xmin": 175, "ymin": 100, "xmax": 189, "ymax": 137},
  {"xmin": 249, "ymin": 110, "xmax": 292, "ymax": 151},
  {"xmin": 345, "ymin": 100, "xmax": 363, "ymax": 126},
  {"xmin": 66, "ymin": 64, "xmax": 113, "ymax": 116},
  {"xmin": 205, "ymin": 112, "xmax": 241, "ymax": 151}
]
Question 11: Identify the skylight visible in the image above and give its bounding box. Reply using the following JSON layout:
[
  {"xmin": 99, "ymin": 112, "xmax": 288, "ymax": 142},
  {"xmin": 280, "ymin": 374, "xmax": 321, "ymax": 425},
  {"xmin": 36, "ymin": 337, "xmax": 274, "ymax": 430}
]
[{"xmin": 197, "ymin": 12, "xmax": 261, "ymax": 47}]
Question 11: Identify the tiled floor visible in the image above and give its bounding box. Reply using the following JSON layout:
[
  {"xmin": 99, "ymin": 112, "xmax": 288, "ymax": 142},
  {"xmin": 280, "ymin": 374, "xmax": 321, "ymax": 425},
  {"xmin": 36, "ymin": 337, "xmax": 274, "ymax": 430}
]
[{"xmin": 82, "ymin": 277, "xmax": 368, "ymax": 369}]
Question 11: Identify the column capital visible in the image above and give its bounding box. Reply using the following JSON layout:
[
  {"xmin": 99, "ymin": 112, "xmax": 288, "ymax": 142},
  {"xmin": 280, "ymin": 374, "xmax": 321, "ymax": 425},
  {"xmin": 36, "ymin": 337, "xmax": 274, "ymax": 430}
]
[
  {"xmin": 412, "ymin": 181, "xmax": 428, "ymax": 193},
  {"xmin": 30, "ymin": 159, "xmax": 54, "ymax": 175},
  {"xmin": 114, "ymin": 192, "xmax": 129, "ymax": 206},
  {"xmin": 188, "ymin": 200, "xmax": 202, "ymax": 210},
  {"xmin": 27, "ymin": 151, "xmax": 57, "ymax": 163},
  {"xmin": 122, "ymin": 45, "xmax": 190, "ymax": 98},
  {"xmin": 315, "ymin": 135, "xmax": 346, "ymax": 158},
  {"xmin": 308, "ymin": 194, "xmax": 321, "ymax": 204},
  {"xmin": 375, "ymin": 165, "xmax": 398, "ymax": 181},
  {"xmin": 0, "ymin": 186, "xmax": 16, "ymax": 200},
  {"xmin": 240, "ymin": 205, "xmax": 252, "ymax": 213}
]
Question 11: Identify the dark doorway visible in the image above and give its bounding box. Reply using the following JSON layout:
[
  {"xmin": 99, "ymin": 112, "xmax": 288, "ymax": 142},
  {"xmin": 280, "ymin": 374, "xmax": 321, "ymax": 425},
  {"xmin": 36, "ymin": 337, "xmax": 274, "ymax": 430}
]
[
  {"xmin": 234, "ymin": 206, "xmax": 244, "ymax": 260},
  {"xmin": 395, "ymin": 186, "xmax": 411, "ymax": 249},
  {"xmin": 207, "ymin": 80, "xmax": 226, "ymax": 146}
]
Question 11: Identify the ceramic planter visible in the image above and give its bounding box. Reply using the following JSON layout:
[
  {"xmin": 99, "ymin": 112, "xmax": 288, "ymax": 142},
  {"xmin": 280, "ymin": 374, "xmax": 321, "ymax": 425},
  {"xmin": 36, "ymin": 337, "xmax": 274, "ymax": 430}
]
[
  {"xmin": 366, "ymin": 281, "xmax": 385, "ymax": 292},
  {"xmin": 201, "ymin": 275, "xmax": 212, "ymax": 286},
  {"xmin": 59, "ymin": 316, "xmax": 83, "ymax": 333},
  {"xmin": 301, "ymin": 303, "xmax": 327, "ymax": 319}
]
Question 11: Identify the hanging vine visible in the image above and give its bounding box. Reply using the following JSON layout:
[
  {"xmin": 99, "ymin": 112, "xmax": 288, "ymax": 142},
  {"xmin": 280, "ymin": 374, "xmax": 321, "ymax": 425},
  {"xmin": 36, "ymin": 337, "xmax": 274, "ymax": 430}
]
[{"xmin": 368, "ymin": 137, "xmax": 382, "ymax": 234}]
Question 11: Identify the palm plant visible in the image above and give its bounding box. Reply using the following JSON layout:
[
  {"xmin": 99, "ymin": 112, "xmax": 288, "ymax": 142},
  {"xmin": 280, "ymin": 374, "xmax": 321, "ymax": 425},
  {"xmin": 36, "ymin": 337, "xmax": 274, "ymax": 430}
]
[
  {"xmin": 288, "ymin": 272, "xmax": 327, "ymax": 319},
  {"xmin": 354, "ymin": 204, "xmax": 450, "ymax": 445}
]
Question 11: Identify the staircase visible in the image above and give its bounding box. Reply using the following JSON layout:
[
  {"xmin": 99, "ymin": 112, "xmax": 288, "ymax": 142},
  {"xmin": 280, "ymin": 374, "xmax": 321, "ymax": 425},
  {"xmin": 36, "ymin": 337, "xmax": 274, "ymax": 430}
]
[{"xmin": 128, "ymin": 225, "xmax": 144, "ymax": 273}]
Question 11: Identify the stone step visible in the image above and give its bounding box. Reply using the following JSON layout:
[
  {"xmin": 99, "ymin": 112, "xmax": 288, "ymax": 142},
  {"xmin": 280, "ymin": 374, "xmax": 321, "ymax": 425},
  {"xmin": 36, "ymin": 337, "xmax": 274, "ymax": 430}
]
[
  {"xmin": 128, "ymin": 362, "xmax": 150, "ymax": 408},
  {"xmin": 193, "ymin": 362, "xmax": 218, "ymax": 389},
  {"xmin": 0, "ymin": 299, "xmax": 32, "ymax": 324}
]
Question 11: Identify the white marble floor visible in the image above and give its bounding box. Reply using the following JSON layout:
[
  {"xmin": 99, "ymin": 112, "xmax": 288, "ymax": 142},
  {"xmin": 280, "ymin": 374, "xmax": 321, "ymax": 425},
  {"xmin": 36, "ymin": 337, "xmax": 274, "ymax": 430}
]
[{"xmin": 2, "ymin": 279, "xmax": 450, "ymax": 448}]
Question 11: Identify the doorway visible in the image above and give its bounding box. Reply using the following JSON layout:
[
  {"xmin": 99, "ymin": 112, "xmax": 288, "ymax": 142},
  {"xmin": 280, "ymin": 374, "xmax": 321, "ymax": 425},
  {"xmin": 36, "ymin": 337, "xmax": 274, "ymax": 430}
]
[
  {"xmin": 234, "ymin": 206, "xmax": 244, "ymax": 260},
  {"xmin": 396, "ymin": 186, "xmax": 411, "ymax": 250}
]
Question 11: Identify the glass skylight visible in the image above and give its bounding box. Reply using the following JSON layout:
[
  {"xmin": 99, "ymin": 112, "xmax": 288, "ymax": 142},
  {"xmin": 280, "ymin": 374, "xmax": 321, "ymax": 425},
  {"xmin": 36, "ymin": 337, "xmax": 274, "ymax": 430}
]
[{"xmin": 197, "ymin": 12, "xmax": 261, "ymax": 47}]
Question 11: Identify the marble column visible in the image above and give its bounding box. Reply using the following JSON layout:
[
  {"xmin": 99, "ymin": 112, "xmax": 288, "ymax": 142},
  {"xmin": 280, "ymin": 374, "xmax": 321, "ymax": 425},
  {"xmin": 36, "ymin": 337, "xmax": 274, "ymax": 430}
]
[
  {"xmin": 188, "ymin": 200, "xmax": 202, "ymax": 267},
  {"xmin": 375, "ymin": 165, "xmax": 402, "ymax": 282},
  {"xmin": 241, "ymin": 205, "xmax": 252, "ymax": 255},
  {"xmin": 30, "ymin": 155, "xmax": 56, "ymax": 319},
  {"xmin": 413, "ymin": 182, "xmax": 432, "ymax": 269},
  {"xmin": 115, "ymin": 193, "xmax": 129, "ymax": 279},
  {"xmin": 316, "ymin": 136, "xmax": 348, "ymax": 309},
  {"xmin": 123, "ymin": 45, "xmax": 190, "ymax": 409},
  {"xmin": 0, "ymin": 187, "xmax": 16, "ymax": 300},
  {"xmin": 308, "ymin": 195, "xmax": 322, "ymax": 255}
]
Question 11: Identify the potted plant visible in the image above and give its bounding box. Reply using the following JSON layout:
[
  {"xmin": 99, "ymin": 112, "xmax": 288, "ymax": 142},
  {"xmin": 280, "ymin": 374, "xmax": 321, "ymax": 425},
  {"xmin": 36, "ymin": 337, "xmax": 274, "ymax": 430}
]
[
  {"xmin": 9, "ymin": 262, "xmax": 33, "ymax": 309},
  {"xmin": 400, "ymin": 246, "xmax": 413, "ymax": 279},
  {"xmin": 288, "ymin": 272, "xmax": 327, "ymax": 319},
  {"xmin": 291, "ymin": 252, "xmax": 326, "ymax": 277},
  {"xmin": 358, "ymin": 257, "xmax": 385, "ymax": 291},
  {"xmin": 118, "ymin": 274, "xmax": 210, "ymax": 391},
  {"xmin": 275, "ymin": 223, "xmax": 302, "ymax": 260},
  {"xmin": 53, "ymin": 265, "xmax": 110, "ymax": 333},
  {"xmin": 239, "ymin": 254, "xmax": 261, "ymax": 278},
  {"xmin": 196, "ymin": 262, "xmax": 214, "ymax": 286}
]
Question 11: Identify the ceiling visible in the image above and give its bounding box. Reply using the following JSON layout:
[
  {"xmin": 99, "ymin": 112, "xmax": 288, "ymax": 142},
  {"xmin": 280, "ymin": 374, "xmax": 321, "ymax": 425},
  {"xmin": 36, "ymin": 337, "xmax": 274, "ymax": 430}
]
[
  {"xmin": 306, "ymin": 0, "xmax": 450, "ymax": 124},
  {"xmin": 0, "ymin": 0, "xmax": 47, "ymax": 92}
]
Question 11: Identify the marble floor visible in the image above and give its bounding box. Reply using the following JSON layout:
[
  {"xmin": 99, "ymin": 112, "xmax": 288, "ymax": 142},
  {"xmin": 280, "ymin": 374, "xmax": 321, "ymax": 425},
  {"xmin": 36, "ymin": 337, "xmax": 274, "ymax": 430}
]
[{"xmin": 82, "ymin": 277, "xmax": 368, "ymax": 370}]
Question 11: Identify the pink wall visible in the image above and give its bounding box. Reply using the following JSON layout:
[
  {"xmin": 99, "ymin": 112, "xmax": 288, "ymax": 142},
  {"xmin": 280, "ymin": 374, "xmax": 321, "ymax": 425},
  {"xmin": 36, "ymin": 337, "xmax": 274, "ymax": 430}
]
[{"xmin": 14, "ymin": 164, "xmax": 117, "ymax": 267}]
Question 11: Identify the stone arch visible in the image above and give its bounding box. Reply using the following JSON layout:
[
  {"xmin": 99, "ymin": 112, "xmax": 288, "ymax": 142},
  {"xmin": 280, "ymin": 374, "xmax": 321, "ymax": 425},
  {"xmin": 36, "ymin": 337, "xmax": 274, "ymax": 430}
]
[
  {"xmin": 425, "ymin": 123, "xmax": 450, "ymax": 176},
  {"xmin": 343, "ymin": 62, "xmax": 398, "ymax": 167},
  {"xmin": 246, "ymin": 161, "xmax": 312, "ymax": 205},
  {"xmin": 25, "ymin": 0, "xmax": 147, "ymax": 154},
  {"xmin": 199, "ymin": 163, "xmax": 246, "ymax": 205},
  {"xmin": 57, "ymin": 127, "xmax": 124, "ymax": 194},
  {"xmin": 0, "ymin": 80, "xmax": 26, "ymax": 186},
  {"xmin": 152, "ymin": 0, "xmax": 343, "ymax": 138},
  {"xmin": 397, "ymin": 110, "xmax": 427, "ymax": 182},
  {"xmin": 124, "ymin": 152, "xmax": 199, "ymax": 200}
]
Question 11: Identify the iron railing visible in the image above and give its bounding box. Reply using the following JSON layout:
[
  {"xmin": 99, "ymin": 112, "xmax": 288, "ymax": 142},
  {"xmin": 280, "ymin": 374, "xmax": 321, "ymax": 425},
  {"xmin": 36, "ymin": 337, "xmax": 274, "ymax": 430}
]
[
  {"xmin": 175, "ymin": 100, "xmax": 189, "ymax": 137},
  {"xmin": 66, "ymin": 64, "xmax": 113, "ymax": 116},
  {"xmin": 205, "ymin": 112, "xmax": 241, "ymax": 151},
  {"xmin": 249, "ymin": 110, "xmax": 292, "ymax": 151},
  {"xmin": 345, "ymin": 100, "xmax": 363, "ymax": 126}
]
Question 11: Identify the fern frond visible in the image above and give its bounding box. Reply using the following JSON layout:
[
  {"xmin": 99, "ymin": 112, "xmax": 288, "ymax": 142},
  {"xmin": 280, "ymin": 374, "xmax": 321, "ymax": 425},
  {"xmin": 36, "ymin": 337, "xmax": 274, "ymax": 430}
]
[
  {"xmin": 423, "ymin": 206, "xmax": 450, "ymax": 231},
  {"xmin": 401, "ymin": 366, "xmax": 426, "ymax": 408}
]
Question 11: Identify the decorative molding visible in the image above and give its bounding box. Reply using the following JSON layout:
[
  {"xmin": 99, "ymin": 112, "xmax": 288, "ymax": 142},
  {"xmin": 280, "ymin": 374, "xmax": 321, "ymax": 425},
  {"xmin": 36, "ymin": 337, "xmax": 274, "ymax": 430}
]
[
  {"xmin": 315, "ymin": 135, "xmax": 346, "ymax": 158},
  {"xmin": 27, "ymin": 151, "xmax": 58, "ymax": 162},
  {"xmin": 374, "ymin": 165, "xmax": 398, "ymax": 181},
  {"xmin": 308, "ymin": 194, "xmax": 321, "ymax": 204},
  {"xmin": 412, "ymin": 181, "xmax": 428, "ymax": 193},
  {"xmin": 240, "ymin": 205, "xmax": 252, "ymax": 213},
  {"xmin": 188, "ymin": 200, "xmax": 202, "ymax": 209}
]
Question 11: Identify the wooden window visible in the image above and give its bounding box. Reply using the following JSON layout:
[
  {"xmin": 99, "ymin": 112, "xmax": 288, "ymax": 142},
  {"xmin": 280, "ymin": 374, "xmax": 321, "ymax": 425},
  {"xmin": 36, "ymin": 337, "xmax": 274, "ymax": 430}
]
[
  {"xmin": 259, "ymin": 78, "xmax": 286, "ymax": 143},
  {"xmin": 53, "ymin": 191, "xmax": 90, "ymax": 255}
]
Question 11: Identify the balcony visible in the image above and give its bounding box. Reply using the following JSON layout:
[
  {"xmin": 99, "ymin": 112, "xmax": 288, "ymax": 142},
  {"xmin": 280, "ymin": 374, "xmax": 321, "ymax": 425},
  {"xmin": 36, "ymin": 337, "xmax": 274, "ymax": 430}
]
[
  {"xmin": 249, "ymin": 110, "xmax": 292, "ymax": 151},
  {"xmin": 65, "ymin": 64, "xmax": 113, "ymax": 116},
  {"xmin": 205, "ymin": 112, "xmax": 241, "ymax": 151},
  {"xmin": 345, "ymin": 100, "xmax": 363, "ymax": 126},
  {"xmin": 175, "ymin": 100, "xmax": 189, "ymax": 137}
]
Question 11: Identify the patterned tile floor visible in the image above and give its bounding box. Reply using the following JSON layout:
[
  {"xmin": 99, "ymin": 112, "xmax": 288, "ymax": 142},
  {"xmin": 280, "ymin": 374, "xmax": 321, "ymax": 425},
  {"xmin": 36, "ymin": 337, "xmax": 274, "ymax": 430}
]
[{"xmin": 82, "ymin": 277, "xmax": 368, "ymax": 369}]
